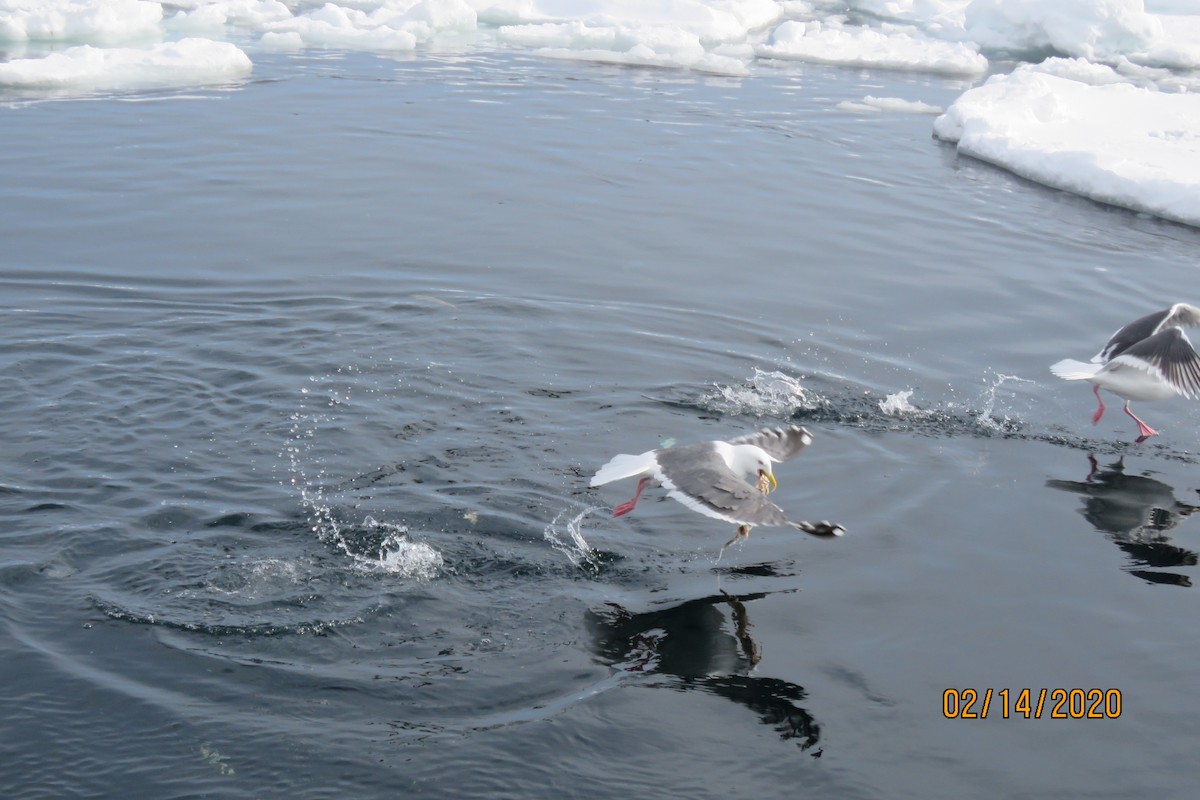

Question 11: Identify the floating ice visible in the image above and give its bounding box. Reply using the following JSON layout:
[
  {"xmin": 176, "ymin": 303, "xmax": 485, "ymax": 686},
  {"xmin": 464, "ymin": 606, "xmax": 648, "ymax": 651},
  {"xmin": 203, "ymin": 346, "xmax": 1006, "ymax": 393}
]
[
  {"xmin": 962, "ymin": 0, "xmax": 1162, "ymax": 62},
  {"xmin": 256, "ymin": 0, "xmax": 479, "ymax": 53},
  {"xmin": 757, "ymin": 18, "xmax": 988, "ymax": 75},
  {"xmin": 837, "ymin": 95, "xmax": 944, "ymax": 114},
  {"xmin": 164, "ymin": 0, "xmax": 295, "ymax": 37},
  {"xmin": 478, "ymin": 0, "xmax": 785, "ymax": 41},
  {"xmin": 3, "ymin": 0, "xmax": 1200, "ymax": 228},
  {"xmin": 491, "ymin": 0, "xmax": 784, "ymax": 77},
  {"xmin": 0, "ymin": 38, "xmax": 252, "ymax": 91},
  {"xmin": 934, "ymin": 66, "xmax": 1200, "ymax": 227},
  {"xmin": 0, "ymin": 0, "xmax": 162, "ymax": 45},
  {"xmin": 850, "ymin": 0, "xmax": 1195, "ymax": 69},
  {"xmin": 532, "ymin": 43, "xmax": 750, "ymax": 75}
]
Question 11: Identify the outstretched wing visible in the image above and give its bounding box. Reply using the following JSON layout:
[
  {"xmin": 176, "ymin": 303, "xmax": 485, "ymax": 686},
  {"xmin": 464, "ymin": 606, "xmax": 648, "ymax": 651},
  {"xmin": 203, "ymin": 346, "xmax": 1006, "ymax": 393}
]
[
  {"xmin": 654, "ymin": 443, "xmax": 790, "ymax": 526},
  {"xmin": 1113, "ymin": 326, "xmax": 1200, "ymax": 398},
  {"xmin": 1097, "ymin": 303, "xmax": 1200, "ymax": 363},
  {"xmin": 726, "ymin": 426, "xmax": 813, "ymax": 463}
]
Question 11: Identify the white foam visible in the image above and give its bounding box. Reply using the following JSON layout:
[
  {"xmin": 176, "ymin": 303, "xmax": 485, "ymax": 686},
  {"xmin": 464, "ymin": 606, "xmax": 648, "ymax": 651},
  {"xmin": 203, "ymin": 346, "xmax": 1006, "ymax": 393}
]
[
  {"xmin": 934, "ymin": 67, "xmax": 1200, "ymax": 227},
  {"xmin": 701, "ymin": 368, "xmax": 826, "ymax": 417},
  {"xmin": 0, "ymin": 38, "xmax": 252, "ymax": 91},
  {"xmin": 370, "ymin": 534, "xmax": 444, "ymax": 577},
  {"xmin": 879, "ymin": 389, "xmax": 923, "ymax": 416},
  {"xmin": 348, "ymin": 517, "xmax": 444, "ymax": 578}
]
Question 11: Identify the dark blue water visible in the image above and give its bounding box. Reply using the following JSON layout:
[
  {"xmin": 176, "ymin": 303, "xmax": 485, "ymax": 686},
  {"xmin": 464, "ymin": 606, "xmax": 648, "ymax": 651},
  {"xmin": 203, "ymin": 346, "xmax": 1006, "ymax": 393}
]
[{"xmin": 4, "ymin": 50, "xmax": 1200, "ymax": 799}]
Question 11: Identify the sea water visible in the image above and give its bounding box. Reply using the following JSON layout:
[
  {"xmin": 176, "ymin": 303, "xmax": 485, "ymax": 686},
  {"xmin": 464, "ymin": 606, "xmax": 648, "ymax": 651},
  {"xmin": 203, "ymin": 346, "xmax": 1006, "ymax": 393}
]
[{"xmin": 4, "ymin": 48, "xmax": 1200, "ymax": 799}]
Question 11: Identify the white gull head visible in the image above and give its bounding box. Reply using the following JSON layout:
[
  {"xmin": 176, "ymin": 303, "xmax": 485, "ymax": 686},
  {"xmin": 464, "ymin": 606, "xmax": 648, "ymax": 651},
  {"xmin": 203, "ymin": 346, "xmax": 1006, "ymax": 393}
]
[{"xmin": 715, "ymin": 441, "xmax": 775, "ymax": 483}]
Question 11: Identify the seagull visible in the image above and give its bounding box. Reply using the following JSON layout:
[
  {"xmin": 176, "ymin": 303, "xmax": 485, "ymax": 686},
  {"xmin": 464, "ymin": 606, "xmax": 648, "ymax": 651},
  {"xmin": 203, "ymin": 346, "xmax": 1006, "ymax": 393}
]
[
  {"xmin": 1051, "ymin": 303, "xmax": 1200, "ymax": 442},
  {"xmin": 590, "ymin": 425, "xmax": 845, "ymax": 549}
]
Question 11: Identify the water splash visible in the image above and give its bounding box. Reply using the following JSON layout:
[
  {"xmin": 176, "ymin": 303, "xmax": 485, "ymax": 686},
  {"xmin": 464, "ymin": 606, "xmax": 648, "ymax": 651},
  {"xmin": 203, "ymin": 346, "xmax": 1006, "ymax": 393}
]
[
  {"xmin": 350, "ymin": 516, "xmax": 443, "ymax": 577},
  {"xmin": 544, "ymin": 505, "xmax": 602, "ymax": 569},
  {"xmin": 284, "ymin": 378, "xmax": 337, "ymax": 538},
  {"xmin": 974, "ymin": 371, "xmax": 1034, "ymax": 433},
  {"xmin": 283, "ymin": 370, "xmax": 443, "ymax": 580},
  {"xmin": 700, "ymin": 369, "xmax": 828, "ymax": 417},
  {"xmin": 878, "ymin": 389, "xmax": 923, "ymax": 416}
]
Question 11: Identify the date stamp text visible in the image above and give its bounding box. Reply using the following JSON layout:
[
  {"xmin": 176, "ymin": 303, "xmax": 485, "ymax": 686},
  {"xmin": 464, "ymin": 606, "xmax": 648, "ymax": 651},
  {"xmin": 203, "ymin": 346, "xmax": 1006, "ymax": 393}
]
[{"xmin": 942, "ymin": 688, "xmax": 1122, "ymax": 719}]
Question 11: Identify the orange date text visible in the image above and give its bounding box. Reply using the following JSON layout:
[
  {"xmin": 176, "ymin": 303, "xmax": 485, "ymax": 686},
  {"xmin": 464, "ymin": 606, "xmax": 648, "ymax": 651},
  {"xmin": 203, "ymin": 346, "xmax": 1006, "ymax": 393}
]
[{"xmin": 942, "ymin": 688, "xmax": 1122, "ymax": 719}]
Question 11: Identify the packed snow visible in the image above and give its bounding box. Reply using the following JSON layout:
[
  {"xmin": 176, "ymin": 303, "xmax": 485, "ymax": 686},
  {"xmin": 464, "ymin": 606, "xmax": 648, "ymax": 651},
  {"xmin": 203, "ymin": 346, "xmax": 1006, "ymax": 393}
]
[
  {"xmin": 0, "ymin": 38, "xmax": 251, "ymax": 91},
  {"xmin": 838, "ymin": 95, "xmax": 944, "ymax": 114},
  {"xmin": 934, "ymin": 64, "xmax": 1200, "ymax": 227},
  {"xmin": 756, "ymin": 18, "xmax": 987, "ymax": 76},
  {"xmin": 0, "ymin": 0, "xmax": 1198, "ymax": 228}
]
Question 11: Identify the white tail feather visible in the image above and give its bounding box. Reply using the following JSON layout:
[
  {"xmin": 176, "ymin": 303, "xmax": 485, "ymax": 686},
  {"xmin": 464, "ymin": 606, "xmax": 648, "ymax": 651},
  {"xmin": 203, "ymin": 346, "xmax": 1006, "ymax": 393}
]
[
  {"xmin": 1050, "ymin": 358, "xmax": 1102, "ymax": 381},
  {"xmin": 590, "ymin": 452, "xmax": 655, "ymax": 486}
]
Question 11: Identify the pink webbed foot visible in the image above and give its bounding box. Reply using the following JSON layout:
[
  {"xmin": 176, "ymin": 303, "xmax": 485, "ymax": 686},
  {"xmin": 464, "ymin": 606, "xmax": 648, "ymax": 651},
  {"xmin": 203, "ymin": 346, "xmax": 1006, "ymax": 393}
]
[
  {"xmin": 612, "ymin": 500, "xmax": 637, "ymax": 517},
  {"xmin": 612, "ymin": 477, "xmax": 651, "ymax": 518},
  {"xmin": 1125, "ymin": 403, "xmax": 1158, "ymax": 443}
]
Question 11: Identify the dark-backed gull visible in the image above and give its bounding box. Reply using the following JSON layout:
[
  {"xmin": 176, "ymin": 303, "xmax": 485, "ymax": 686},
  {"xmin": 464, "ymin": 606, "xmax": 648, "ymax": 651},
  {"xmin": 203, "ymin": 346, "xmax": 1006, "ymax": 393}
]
[
  {"xmin": 1051, "ymin": 303, "xmax": 1200, "ymax": 442},
  {"xmin": 590, "ymin": 425, "xmax": 845, "ymax": 548}
]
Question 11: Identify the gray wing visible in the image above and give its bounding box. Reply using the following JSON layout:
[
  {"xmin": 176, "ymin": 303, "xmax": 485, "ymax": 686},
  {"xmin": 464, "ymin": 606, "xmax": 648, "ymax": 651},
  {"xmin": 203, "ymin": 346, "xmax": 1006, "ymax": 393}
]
[
  {"xmin": 1097, "ymin": 304, "xmax": 1200, "ymax": 362},
  {"xmin": 725, "ymin": 426, "xmax": 813, "ymax": 463},
  {"xmin": 664, "ymin": 465, "xmax": 791, "ymax": 526},
  {"xmin": 654, "ymin": 444, "xmax": 790, "ymax": 526},
  {"xmin": 1115, "ymin": 327, "xmax": 1200, "ymax": 398}
]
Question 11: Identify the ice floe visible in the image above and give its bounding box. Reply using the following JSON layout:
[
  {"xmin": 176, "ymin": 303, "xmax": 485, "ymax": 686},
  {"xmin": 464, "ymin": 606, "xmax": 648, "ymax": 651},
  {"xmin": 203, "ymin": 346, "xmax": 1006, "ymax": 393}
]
[
  {"xmin": 0, "ymin": 37, "xmax": 252, "ymax": 92},
  {"xmin": 934, "ymin": 64, "xmax": 1200, "ymax": 227},
  {"xmin": 757, "ymin": 17, "xmax": 987, "ymax": 75},
  {"xmin": 1, "ymin": 0, "xmax": 1199, "ymax": 228}
]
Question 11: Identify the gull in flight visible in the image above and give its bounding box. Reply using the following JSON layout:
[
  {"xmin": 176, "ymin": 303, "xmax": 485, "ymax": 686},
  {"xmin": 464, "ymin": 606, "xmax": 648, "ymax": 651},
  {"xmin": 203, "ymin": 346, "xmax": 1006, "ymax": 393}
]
[{"xmin": 591, "ymin": 425, "xmax": 845, "ymax": 549}]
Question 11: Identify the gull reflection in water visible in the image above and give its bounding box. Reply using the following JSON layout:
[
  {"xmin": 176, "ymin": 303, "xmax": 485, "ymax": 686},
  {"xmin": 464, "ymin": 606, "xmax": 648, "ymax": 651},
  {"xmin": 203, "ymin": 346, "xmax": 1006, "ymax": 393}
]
[
  {"xmin": 585, "ymin": 585, "xmax": 821, "ymax": 752},
  {"xmin": 1047, "ymin": 455, "xmax": 1199, "ymax": 587}
]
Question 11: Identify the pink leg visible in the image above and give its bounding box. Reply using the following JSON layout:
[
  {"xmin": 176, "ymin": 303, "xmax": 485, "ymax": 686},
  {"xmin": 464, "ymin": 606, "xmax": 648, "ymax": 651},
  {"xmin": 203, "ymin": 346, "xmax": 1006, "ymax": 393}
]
[
  {"xmin": 1091, "ymin": 384, "xmax": 1105, "ymax": 425},
  {"xmin": 1124, "ymin": 402, "xmax": 1159, "ymax": 443},
  {"xmin": 613, "ymin": 477, "xmax": 651, "ymax": 517}
]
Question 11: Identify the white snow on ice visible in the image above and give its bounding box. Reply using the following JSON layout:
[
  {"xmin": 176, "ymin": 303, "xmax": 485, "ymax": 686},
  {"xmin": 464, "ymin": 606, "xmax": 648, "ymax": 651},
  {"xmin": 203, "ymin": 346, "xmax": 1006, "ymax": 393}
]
[
  {"xmin": 757, "ymin": 18, "xmax": 987, "ymax": 76},
  {"xmin": 934, "ymin": 63, "xmax": 1200, "ymax": 227},
  {"xmin": 838, "ymin": 94, "xmax": 944, "ymax": 114},
  {"xmin": 0, "ymin": 0, "xmax": 1199, "ymax": 227},
  {"xmin": 0, "ymin": 37, "xmax": 252, "ymax": 91}
]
